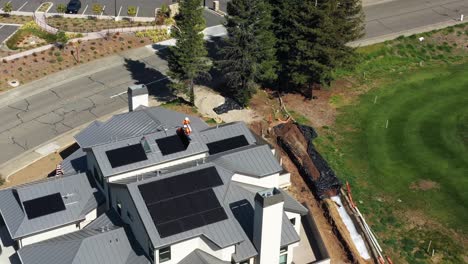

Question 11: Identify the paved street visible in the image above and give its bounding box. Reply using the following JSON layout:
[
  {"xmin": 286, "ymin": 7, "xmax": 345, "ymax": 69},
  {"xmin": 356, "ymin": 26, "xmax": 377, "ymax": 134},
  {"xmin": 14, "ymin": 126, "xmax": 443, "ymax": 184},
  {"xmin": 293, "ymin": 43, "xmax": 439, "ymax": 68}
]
[
  {"xmin": 364, "ymin": 0, "xmax": 468, "ymax": 38},
  {"xmin": 0, "ymin": 25, "xmax": 19, "ymax": 43},
  {"xmin": 0, "ymin": 0, "xmax": 467, "ymax": 166}
]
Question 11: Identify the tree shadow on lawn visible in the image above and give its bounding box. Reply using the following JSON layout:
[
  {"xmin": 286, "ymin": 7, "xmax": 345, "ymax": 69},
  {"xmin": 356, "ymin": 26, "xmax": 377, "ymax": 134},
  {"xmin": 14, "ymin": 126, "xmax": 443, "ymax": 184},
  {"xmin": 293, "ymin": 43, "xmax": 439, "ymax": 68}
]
[{"xmin": 123, "ymin": 58, "xmax": 176, "ymax": 103}]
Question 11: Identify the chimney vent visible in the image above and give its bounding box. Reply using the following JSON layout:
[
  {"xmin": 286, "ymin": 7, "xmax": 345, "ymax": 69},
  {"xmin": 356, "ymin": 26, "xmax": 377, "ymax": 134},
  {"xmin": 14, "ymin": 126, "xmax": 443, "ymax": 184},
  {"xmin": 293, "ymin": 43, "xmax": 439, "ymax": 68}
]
[{"xmin": 127, "ymin": 84, "xmax": 149, "ymax": 112}]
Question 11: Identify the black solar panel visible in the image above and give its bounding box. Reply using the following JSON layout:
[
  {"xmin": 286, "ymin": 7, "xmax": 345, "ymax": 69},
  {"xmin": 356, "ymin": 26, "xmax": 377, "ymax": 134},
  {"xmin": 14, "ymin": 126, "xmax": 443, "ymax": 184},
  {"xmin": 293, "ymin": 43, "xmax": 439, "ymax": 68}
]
[
  {"xmin": 138, "ymin": 167, "xmax": 223, "ymax": 205},
  {"xmin": 23, "ymin": 193, "xmax": 66, "ymax": 220},
  {"xmin": 206, "ymin": 135, "xmax": 249, "ymax": 155},
  {"xmin": 156, "ymin": 130, "xmax": 190, "ymax": 156},
  {"xmin": 106, "ymin": 144, "xmax": 148, "ymax": 168},
  {"xmin": 138, "ymin": 167, "xmax": 228, "ymax": 238}
]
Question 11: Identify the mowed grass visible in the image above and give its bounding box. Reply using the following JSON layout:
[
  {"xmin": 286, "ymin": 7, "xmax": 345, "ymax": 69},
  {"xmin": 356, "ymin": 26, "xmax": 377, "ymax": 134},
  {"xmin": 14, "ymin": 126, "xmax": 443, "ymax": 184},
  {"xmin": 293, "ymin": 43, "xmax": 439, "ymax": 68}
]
[{"xmin": 315, "ymin": 25, "xmax": 468, "ymax": 263}]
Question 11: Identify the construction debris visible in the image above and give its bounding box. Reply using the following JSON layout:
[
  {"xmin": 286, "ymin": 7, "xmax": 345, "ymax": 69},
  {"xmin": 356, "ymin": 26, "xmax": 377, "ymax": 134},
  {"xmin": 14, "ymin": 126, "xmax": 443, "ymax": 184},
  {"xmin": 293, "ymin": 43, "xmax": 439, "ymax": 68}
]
[{"xmin": 273, "ymin": 122, "xmax": 341, "ymax": 199}]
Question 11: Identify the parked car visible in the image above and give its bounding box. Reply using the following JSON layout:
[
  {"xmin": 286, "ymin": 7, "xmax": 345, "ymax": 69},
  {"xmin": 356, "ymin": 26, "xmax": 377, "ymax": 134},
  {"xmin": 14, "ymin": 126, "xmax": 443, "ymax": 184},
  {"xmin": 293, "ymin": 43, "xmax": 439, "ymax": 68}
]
[{"xmin": 66, "ymin": 0, "xmax": 81, "ymax": 14}]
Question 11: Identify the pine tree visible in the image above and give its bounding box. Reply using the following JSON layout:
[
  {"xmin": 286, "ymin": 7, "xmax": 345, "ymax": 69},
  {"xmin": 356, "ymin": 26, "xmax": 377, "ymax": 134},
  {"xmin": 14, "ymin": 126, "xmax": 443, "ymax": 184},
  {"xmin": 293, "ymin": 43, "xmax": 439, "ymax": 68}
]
[
  {"xmin": 269, "ymin": 0, "xmax": 364, "ymax": 96},
  {"xmin": 167, "ymin": 0, "xmax": 211, "ymax": 104},
  {"xmin": 218, "ymin": 0, "xmax": 277, "ymax": 105}
]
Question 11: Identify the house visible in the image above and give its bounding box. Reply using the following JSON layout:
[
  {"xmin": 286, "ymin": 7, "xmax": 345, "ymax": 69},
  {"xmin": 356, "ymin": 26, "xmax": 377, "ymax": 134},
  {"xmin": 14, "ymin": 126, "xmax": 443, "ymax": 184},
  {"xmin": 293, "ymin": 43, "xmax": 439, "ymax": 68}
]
[{"xmin": 0, "ymin": 85, "xmax": 326, "ymax": 264}]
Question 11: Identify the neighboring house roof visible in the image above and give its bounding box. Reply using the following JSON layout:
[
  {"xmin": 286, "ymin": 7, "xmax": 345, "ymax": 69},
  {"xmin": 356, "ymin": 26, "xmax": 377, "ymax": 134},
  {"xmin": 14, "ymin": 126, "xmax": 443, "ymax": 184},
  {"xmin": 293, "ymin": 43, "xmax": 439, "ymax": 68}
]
[
  {"xmin": 178, "ymin": 249, "xmax": 229, "ymax": 264},
  {"xmin": 74, "ymin": 107, "xmax": 209, "ymax": 149},
  {"xmin": 0, "ymin": 173, "xmax": 104, "ymax": 239},
  {"xmin": 213, "ymin": 144, "xmax": 283, "ymax": 177},
  {"xmin": 17, "ymin": 219, "xmax": 150, "ymax": 264},
  {"xmin": 117, "ymin": 163, "xmax": 300, "ymax": 263}
]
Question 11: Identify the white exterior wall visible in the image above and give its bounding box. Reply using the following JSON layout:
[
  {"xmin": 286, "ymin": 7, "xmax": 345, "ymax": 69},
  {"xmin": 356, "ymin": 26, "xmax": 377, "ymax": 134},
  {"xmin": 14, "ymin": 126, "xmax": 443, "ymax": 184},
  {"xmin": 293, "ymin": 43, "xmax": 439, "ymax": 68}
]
[
  {"xmin": 285, "ymin": 211, "xmax": 301, "ymax": 235},
  {"xmin": 285, "ymin": 243, "xmax": 298, "ymax": 264},
  {"xmin": 20, "ymin": 223, "xmax": 79, "ymax": 247},
  {"xmin": 232, "ymin": 173, "xmax": 279, "ymax": 188},
  {"xmin": 79, "ymin": 208, "xmax": 98, "ymax": 229},
  {"xmin": 110, "ymin": 186, "xmax": 151, "ymax": 257},
  {"xmin": 154, "ymin": 236, "xmax": 235, "ymax": 264},
  {"xmin": 108, "ymin": 153, "xmax": 208, "ymax": 183},
  {"xmin": 253, "ymin": 201, "xmax": 284, "ymax": 264},
  {"xmin": 129, "ymin": 94, "xmax": 149, "ymax": 111},
  {"xmin": 278, "ymin": 173, "xmax": 291, "ymax": 188}
]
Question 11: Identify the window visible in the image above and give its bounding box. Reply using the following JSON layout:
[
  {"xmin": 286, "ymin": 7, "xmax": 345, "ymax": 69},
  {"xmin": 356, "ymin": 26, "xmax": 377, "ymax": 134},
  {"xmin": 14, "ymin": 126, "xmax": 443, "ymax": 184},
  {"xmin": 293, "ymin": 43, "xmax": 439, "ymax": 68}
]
[
  {"xmin": 290, "ymin": 217, "xmax": 296, "ymax": 225},
  {"xmin": 279, "ymin": 254, "xmax": 287, "ymax": 264},
  {"xmin": 127, "ymin": 210, "xmax": 134, "ymax": 222},
  {"xmin": 116, "ymin": 201, "xmax": 122, "ymax": 216},
  {"xmin": 159, "ymin": 246, "xmax": 171, "ymax": 263},
  {"xmin": 279, "ymin": 246, "xmax": 288, "ymax": 264}
]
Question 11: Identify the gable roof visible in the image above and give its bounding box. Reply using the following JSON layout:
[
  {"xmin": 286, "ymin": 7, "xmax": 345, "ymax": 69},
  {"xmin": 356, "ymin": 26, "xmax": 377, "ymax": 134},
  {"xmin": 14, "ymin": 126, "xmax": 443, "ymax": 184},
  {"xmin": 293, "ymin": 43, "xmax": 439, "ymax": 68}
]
[
  {"xmin": 115, "ymin": 162, "xmax": 300, "ymax": 263},
  {"xmin": 178, "ymin": 249, "xmax": 230, "ymax": 264},
  {"xmin": 213, "ymin": 145, "xmax": 283, "ymax": 177},
  {"xmin": 74, "ymin": 107, "xmax": 209, "ymax": 149},
  {"xmin": 17, "ymin": 224, "xmax": 150, "ymax": 264},
  {"xmin": 0, "ymin": 173, "xmax": 104, "ymax": 239}
]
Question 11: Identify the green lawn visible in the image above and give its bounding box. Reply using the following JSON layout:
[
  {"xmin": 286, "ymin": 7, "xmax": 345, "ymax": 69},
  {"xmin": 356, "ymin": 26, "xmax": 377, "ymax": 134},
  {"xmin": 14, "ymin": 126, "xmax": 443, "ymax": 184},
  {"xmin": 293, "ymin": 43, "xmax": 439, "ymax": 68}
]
[
  {"xmin": 318, "ymin": 64, "xmax": 468, "ymax": 263},
  {"xmin": 313, "ymin": 25, "xmax": 468, "ymax": 263}
]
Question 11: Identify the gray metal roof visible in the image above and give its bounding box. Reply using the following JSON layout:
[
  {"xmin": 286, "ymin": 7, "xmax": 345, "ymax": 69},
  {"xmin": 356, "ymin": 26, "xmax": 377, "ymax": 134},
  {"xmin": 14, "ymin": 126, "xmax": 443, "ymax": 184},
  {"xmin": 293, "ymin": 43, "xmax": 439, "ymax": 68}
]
[
  {"xmin": 17, "ymin": 226, "xmax": 150, "ymax": 264},
  {"xmin": 0, "ymin": 173, "xmax": 104, "ymax": 239},
  {"xmin": 124, "ymin": 163, "xmax": 245, "ymax": 250},
  {"xmin": 233, "ymin": 183, "xmax": 308, "ymax": 216},
  {"xmin": 74, "ymin": 107, "xmax": 209, "ymax": 149},
  {"xmin": 61, "ymin": 148, "xmax": 87, "ymax": 175},
  {"xmin": 178, "ymin": 249, "xmax": 230, "ymax": 264},
  {"xmin": 226, "ymin": 183, "xmax": 300, "ymax": 262},
  {"xmin": 92, "ymin": 128, "xmax": 209, "ymax": 178},
  {"xmin": 198, "ymin": 122, "xmax": 257, "ymax": 145},
  {"xmin": 120, "ymin": 163, "xmax": 299, "ymax": 263},
  {"xmin": 213, "ymin": 145, "xmax": 283, "ymax": 177}
]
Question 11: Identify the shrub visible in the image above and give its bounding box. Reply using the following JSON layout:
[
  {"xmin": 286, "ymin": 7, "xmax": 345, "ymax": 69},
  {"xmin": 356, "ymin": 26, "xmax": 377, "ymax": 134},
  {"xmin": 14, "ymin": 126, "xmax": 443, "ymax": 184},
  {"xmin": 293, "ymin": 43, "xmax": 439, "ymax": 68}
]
[{"xmin": 57, "ymin": 56, "xmax": 64, "ymax": 62}]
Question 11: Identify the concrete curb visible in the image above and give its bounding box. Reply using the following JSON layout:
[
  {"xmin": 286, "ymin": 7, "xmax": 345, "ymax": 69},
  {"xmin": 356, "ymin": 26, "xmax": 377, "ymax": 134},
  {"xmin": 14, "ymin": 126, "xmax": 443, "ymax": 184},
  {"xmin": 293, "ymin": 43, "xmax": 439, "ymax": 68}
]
[{"xmin": 349, "ymin": 19, "xmax": 466, "ymax": 47}]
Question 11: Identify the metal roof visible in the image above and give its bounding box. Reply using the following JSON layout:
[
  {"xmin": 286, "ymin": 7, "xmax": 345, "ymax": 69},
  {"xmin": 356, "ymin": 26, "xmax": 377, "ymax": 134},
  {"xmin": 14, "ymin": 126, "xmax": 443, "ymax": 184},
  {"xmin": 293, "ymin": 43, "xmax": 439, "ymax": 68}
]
[
  {"xmin": 17, "ymin": 226, "xmax": 150, "ymax": 264},
  {"xmin": 61, "ymin": 148, "xmax": 87, "ymax": 175},
  {"xmin": 198, "ymin": 122, "xmax": 257, "ymax": 145},
  {"xmin": 74, "ymin": 107, "xmax": 209, "ymax": 149},
  {"xmin": 119, "ymin": 163, "xmax": 299, "ymax": 263},
  {"xmin": 178, "ymin": 249, "xmax": 230, "ymax": 264},
  {"xmin": 92, "ymin": 128, "xmax": 209, "ymax": 178},
  {"xmin": 0, "ymin": 173, "xmax": 104, "ymax": 239},
  {"xmin": 213, "ymin": 145, "xmax": 283, "ymax": 177}
]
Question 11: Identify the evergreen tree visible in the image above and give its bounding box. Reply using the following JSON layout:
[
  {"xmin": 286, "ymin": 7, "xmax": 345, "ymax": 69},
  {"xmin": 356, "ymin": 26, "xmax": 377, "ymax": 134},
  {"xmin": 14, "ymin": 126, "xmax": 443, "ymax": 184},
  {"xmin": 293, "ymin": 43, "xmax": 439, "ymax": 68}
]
[
  {"xmin": 269, "ymin": 0, "xmax": 364, "ymax": 97},
  {"xmin": 167, "ymin": 0, "xmax": 210, "ymax": 104},
  {"xmin": 218, "ymin": 0, "xmax": 277, "ymax": 105}
]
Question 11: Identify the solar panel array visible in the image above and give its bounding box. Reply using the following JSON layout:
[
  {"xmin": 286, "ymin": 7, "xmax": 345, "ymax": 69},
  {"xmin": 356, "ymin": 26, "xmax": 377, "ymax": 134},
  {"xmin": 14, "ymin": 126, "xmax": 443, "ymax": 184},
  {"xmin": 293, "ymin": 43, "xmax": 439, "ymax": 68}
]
[
  {"xmin": 23, "ymin": 193, "xmax": 66, "ymax": 220},
  {"xmin": 206, "ymin": 135, "xmax": 249, "ymax": 155},
  {"xmin": 138, "ymin": 167, "xmax": 228, "ymax": 238},
  {"xmin": 156, "ymin": 131, "xmax": 190, "ymax": 156},
  {"xmin": 106, "ymin": 144, "xmax": 148, "ymax": 168}
]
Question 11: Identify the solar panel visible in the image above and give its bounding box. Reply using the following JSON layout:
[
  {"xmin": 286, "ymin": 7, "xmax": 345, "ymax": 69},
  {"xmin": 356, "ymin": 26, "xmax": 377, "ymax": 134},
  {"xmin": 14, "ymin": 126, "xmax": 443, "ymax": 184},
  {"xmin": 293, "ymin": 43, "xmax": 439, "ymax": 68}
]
[
  {"xmin": 149, "ymin": 190, "xmax": 228, "ymax": 238},
  {"xmin": 156, "ymin": 130, "xmax": 190, "ymax": 156},
  {"xmin": 138, "ymin": 167, "xmax": 228, "ymax": 238},
  {"xmin": 23, "ymin": 193, "xmax": 66, "ymax": 220},
  {"xmin": 206, "ymin": 135, "xmax": 249, "ymax": 155},
  {"xmin": 106, "ymin": 144, "xmax": 148, "ymax": 168},
  {"xmin": 138, "ymin": 167, "xmax": 223, "ymax": 205}
]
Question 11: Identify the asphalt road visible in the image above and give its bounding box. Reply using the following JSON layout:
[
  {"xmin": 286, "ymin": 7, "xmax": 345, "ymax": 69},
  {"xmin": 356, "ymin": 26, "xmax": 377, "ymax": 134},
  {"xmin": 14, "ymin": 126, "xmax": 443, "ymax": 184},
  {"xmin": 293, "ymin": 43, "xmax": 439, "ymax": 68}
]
[
  {"xmin": 0, "ymin": 25, "xmax": 19, "ymax": 44},
  {"xmin": 0, "ymin": 0, "xmax": 467, "ymax": 165},
  {"xmin": 364, "ymin": 0, "xmax": 467, "ymax": 38}
]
